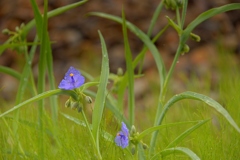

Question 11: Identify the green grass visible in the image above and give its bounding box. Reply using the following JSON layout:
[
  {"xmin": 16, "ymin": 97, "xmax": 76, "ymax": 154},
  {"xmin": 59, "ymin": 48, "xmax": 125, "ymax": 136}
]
[
  {"xmin": 1, "ymin": 1, "xmax": 240, "ymax": 159},
  {"xmin": 0, "ymin": 48, "xmax": 240, "ymax": 159}
]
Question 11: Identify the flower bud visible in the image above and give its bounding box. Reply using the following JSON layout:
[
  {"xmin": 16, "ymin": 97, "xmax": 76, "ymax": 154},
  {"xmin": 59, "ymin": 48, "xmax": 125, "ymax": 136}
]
[
  {"xmin": 71, "ymin": 101, "xmax": 79, "ymax": 110},
  {"xmin": 85, "ymin": 96, "xmax": 93, "ymax": 104},
  {"xmin": 190, "ymin": 33, "xmax": 201, "ymax": 42},
  {"xmin": 130, "ymin": 125, "xmax": 136, "ymax": 135},
  {"xmin": 2, "ymin": 29, "xmax": 10, "ymax": 35},
  {"xmin": 117, "ymin": 68, "xmax": 123, "ymax": 76},
  {"xmin": 164, "ymin": 0, "xmax": 183, "ymax": 10},
  {"xmin": 142, "ymin": 143, "xmax": 148, "ymax": 150},
  {"xmin": 181, "ymin": 44, "xmax": 190, "ymax": 55},
  {"xmin": 65, "ymin": 99, "xmax": 71, "ymax": 108},
  {"xmin": 131, "ymin": 146, "xmax": 136, "ymax": 155}
]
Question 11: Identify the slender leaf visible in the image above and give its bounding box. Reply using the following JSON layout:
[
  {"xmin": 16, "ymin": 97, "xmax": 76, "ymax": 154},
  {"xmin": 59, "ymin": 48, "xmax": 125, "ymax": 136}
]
[
  {"xmin": 151, "ymin": 147, "xmax": 200, "ymax": 160},
  {"xmin": 182, "ymin": 3, "xmax": 240, "ymax": 42},
  {"xmin": 157, "ymin": 91, "xmax": 240, "ymax": 133},
  {"xmin": 0, "ymin": 66, "xmax": 21, "ymax": 80},
  {"xmin": 137, "ymin": 120, "xmax": 203, "ymax": 141},
  {"xmin": 122, "ymin": 10, "xmax": 135, "ymax": 126},
  {"xmin": 147, "ymin": 1, "xmax": 164, "ymax": 36},
  {"xmin": 61, "ymin": 113, "xmax": 113, "ymax": 142},
  {"xmin": 91, "ymin": 31, "xmax": 109, "ymax": 158},
  {"xmin": 166, "ymin": 119, "xmax": 210, "ymax": 148},
  {"xmin": 0, "ymin": 89, "xmax": 78, "ymax": 118}
]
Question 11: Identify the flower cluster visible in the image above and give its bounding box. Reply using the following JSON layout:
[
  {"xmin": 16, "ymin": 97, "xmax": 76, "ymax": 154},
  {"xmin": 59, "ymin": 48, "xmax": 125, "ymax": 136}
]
[
  {"xmin": 115, "ymin": 122, "xmax": 129, "ymax": 148},
  {"xmin": 58, "ymin": 66, "xmax": 85, "ymax": 90}
]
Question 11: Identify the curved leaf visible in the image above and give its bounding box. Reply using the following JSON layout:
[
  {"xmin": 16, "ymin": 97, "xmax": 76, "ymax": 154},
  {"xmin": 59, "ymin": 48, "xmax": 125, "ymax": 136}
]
[
  {"xmin": 157, "ymin": 91, "xmax": 240, "ymax": 133},
  {"xmin": 182, "ymin": 3, "xmax": 240, "ymax": 41},
  {"xmin": 0, "ymin": 89, "xmax": 78, "ymax": 118},
  {"xmin": 0, "ymin": 66, "xmax": 21, "ymax": 80},
  {"xmin": 166, "ymin": 119, "xmax": 210, "ymax": 148},
  {"xmin": 151, "ymin": 147, "xmax": 200, "ymax": 160},
  {"xmin": 137, "ymin": 120, "xmax": 203, "ymax": 141}
]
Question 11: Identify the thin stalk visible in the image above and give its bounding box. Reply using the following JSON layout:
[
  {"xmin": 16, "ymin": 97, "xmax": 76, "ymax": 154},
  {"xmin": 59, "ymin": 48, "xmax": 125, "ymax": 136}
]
[
  {"xmin": 149, "ymin": 40, "xmax": 185, "ymax": 157},
  {"xmin": 149, "ymin": 1, "xmax": 189, "ymax": 155},
  {"xmin": 12, "ymin": 37, "xmax": 31, "ymax": 158},
  {"xmin": 181, "ymin": 0, "xmax": 188, "ymax": 28},
  {"xmin": 0, "ymin": 66, "xmax": 21, "ymax": 80},
  {"xmin": 2, "ymin": 117, "xmax": 26, "ymax": 159},
  {"xmin": 46, "ymin": 36, "xmax": 58, "ymax": 124},
  {"xmin": 81, "ymin": 111, "xmax": 101, "ymax": 159},
  {"xmin": 147, "ymin": 1, "xmax": 164, "ymax": 36},
  {"xmin": 122, "ymin": 9, "xmax": 135, "ymax": 126},
  {"xmin": 176, "ymin": 7, "xmax": 182, "ymax": 29},
  {"xmin": 37, "ymin": 0, "xmax": 48, "ymax": 158}
]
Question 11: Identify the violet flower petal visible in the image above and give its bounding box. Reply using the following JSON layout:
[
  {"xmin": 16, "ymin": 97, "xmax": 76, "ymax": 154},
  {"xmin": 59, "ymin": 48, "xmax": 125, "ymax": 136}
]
[{"xmin": 58, "ymin": 66, "xmax": 85, "ymax": 90}]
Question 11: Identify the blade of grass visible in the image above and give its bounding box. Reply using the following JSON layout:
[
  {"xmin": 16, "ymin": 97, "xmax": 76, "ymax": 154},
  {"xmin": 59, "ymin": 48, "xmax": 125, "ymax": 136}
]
[
  {"xmin": 136, "ymin": 120, "xmax": 203, "ymax": 141},
  {"xmin": 122, "ymin": 9, "xmax": 135, "ymax": 126},
  {"xmin": 61, "ymin": 113, "xmax": 114, "ymax": 142},
  {"xmin": 147, "ymin": 1, "xmax": 164, "ymax": 36},
  {"xmin": 182, "ymin": 3, "xmax": 240, "ymax": 42},
  {"xmin": 12, "ymin": 41, "xmax": 33, "ymax": 157},
  {"xmin": 157, "ymin": 91, "xmax": 240, "ymax": 133},
  {"xmin": 166, "ymin": 119, "xmax": 210, "ymax": 148},
  {"xmin": 91, "ymin": 31, "xmax": 109, "ymax": 159},
  {"xmin": 31, "ymin": 0, "xmax": 60, "ymax": 123},
  {"xmin": 0, "ymin": 89, "xmax": 78, "ymax": 118},
  {"xmin": 36, "ymin": 0, "xmax": 48, "ymax": 157},
  {"xmin": 180, "ymin": 0, "xmax": 188, "ymax": 28},
  {"xmin": 151, "ymin": 147, "xmax": 200, "ymax": 160},
  {"xmin": 0, "ymin": 66, "xmax": 21, "ymax": 80}
]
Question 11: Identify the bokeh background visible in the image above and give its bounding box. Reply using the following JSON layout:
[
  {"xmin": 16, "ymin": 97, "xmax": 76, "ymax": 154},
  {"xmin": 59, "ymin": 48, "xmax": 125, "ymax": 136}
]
[{"xmin": 0, "ymin": 0, "xmax": 240, "ymax": 102}]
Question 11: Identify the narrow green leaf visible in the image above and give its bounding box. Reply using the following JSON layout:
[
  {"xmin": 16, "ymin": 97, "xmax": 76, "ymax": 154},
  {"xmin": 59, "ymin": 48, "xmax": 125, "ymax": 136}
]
[
  {"xmin": 30, "ymin": 0, "xmax": 43, "ymax": 38},
  {"xmin": 0, "ymin": 89, "xmax": 78, "ymax": 118},
  {"xmin": 91, "ymin": 31, "xmax": 109, "ymax": 157},
  {"xmin": 0, "ymin": 42, "xmax": 40, "ymax": 51},
  {"xmin": 151, "ymin": 147, "xmax": 200, "ymax": 160},
  {"xmin": 147, "ymin": 1, "xmax": 164, "ymax": 36},
  {"xmin": 0, "ymin": 66, "xmax": 21, "ymax": 80},
  {"xmin": 122, "ymin": 9, "xmax": 135, "ymax": 126},
  {"xmin": 157, "ymin": 91, "xmax": 240, "ymax": 133},
  {"xmin": 182, "ymin": 3, "xmax": 240, "ymax": 42},
  {"xmin": 61, "ymin": 113, "xmax": 113, "ymax": 142},
  {"xmin": 80, "ymin": 82, "xmax": 99, "ymax": 91},
  {"xmin": 166, "ymin": 119, "xmax": 210, "ymax": 148},
  {"xmin": 137, "ymin": 120, "xmax": 203, "ymax": 141}
]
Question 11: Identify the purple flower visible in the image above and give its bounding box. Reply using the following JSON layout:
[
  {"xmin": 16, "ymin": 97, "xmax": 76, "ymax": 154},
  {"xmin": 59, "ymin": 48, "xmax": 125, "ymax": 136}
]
[
  {"xmin": 58, "ymin": 66, "xmax": 85, "ymax": 90},
  {"xmin": 115, "ymin": 122, "xmax": 129, "ymax": 148}
]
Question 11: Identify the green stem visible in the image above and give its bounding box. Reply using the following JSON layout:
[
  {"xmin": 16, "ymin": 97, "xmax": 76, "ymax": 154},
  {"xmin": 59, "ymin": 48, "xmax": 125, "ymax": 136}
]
[
  {"xmin": 176, "ymin": 7, "xmax": 182, "ymax": 29},
  {"xmin": 81, "ymin": 111, "xmax": 102, "ymax": 159}
]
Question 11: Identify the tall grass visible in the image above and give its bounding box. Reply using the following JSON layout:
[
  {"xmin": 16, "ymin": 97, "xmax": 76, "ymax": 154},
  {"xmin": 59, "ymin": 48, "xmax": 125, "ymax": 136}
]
[{"xmin": 0, "ymin": 0, "xmax": 240, "ymax": 159}]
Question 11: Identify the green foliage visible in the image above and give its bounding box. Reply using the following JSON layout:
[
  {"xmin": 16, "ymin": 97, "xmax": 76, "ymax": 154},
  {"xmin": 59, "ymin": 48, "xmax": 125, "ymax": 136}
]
[{"xmin": 0, "ymin": 0, "xmax": 240, "ymax": 159}]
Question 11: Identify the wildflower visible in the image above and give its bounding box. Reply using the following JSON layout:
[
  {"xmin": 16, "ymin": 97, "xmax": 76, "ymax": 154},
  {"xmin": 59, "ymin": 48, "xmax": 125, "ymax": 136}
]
[
  {"xmin": 58, "ymin": 66, "xmax": 85, "ymax": 90},
  {"xmin": 115, "ymin": 122, "xmax": 129, "ymax": 148}
]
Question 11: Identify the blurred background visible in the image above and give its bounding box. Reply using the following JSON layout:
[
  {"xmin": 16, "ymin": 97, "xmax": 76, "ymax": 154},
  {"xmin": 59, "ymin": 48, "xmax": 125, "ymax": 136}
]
[{"xmin": 0, "ymin": 0, "xmax": 240, "ymax": 102}]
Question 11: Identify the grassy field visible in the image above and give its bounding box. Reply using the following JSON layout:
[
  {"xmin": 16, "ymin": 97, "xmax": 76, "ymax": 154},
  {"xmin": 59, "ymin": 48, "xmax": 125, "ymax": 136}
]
[
  {"xmin": 1, "ymin": 1, "xmax": 240, "ymax": 159},
  {"xmin": 0, "ymin": 49, "xmax": 240, "ymax": 160}
]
